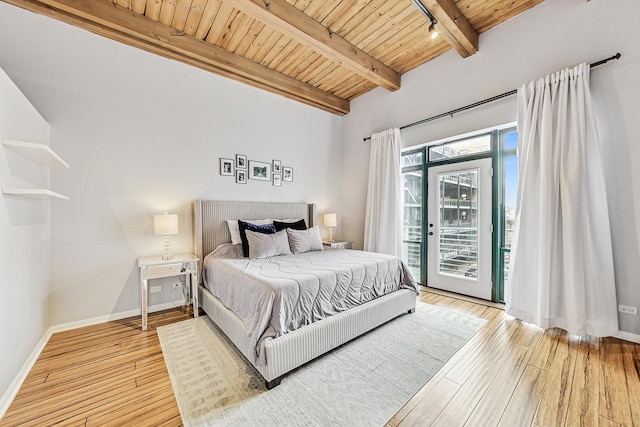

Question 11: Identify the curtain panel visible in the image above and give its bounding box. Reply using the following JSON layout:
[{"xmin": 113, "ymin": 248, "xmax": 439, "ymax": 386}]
[
  {"xmin": 363, "ymin": 127, "xmax": 403, "ymax": 256},
  {"xmin": 506, "ymin": 63, "xmax": 618, "ymax": 336}
]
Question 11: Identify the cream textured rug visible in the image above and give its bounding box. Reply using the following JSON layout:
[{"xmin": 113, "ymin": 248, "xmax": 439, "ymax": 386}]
[{"xmin": 157, "ymin": 302, "xmax": 486, "ymax": 427}]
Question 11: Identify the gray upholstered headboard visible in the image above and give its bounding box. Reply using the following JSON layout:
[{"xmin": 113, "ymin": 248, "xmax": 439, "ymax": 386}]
[{"xmin": 192, "ymin": 200, "xmax": 316, "ymax": 264}]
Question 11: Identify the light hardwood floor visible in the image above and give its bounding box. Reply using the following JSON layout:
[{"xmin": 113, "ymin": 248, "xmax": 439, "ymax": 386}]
[
  {"xmin": 0, "ymin": 308, "xmax": 191, "ymax": 426},
  {"xmin": 2, "ymin": 292, "xmax": 639, "ymax": 426}
]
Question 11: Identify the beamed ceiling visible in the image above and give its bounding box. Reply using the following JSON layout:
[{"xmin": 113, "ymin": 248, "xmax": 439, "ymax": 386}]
[{"xmin": 3, "ymin": 0, "xmax": 544, "ymax": 115}]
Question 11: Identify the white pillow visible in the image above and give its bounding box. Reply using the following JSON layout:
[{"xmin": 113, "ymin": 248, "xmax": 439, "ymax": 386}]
[
  {"xmin": 226, "ymin": 219, "xmax": 272, "ymax": 245},
  {"xmin": 209, "ymin": 243, "xmax": 243, "ymax": 259},
  {"xmin": 246, "ymin": 229, "xmax": 292, "ymax": 259},
  {"xmin": 286, "ymin": 226, "xmax": 323, "ymax": 254}
]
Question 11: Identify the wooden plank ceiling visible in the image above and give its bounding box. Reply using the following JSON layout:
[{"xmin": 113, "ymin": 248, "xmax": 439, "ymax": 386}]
[{"xmin": 3, "ymin": 0, "xmax": 544, "ymax": 115}]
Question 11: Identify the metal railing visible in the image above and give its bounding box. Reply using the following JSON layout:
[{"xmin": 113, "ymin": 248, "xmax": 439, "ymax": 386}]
[
  {"xmin": 403, "ymin": 225, "xmax": 422, "ymax": 241},
  {"xmin": 442, "ymin": 198, "xmax": 477, "ymax": 209},
  {"xmin": 402, "ymin": 241, "xmax": 421, "ymax": 279},
  {"xmin": 439, "ymin": 227, "xmax": 478, "ymax": 278},
  {"xmin": 441, "ymin": 174, "xmax": 477, "ymax": 187}
]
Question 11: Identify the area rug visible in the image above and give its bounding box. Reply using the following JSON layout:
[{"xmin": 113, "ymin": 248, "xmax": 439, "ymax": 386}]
[{"xmin": 157, "ymin": 302, "xmax": 486, "ymax": 427}]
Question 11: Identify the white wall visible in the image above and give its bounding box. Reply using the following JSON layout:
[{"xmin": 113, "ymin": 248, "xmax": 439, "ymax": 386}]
[
  {"xmin": 0, "ymin": 68, "xmax": 51, "ymax": 398},
  {"xmin": 342, "ymin": 0, "xmax": 640, "ymax": 334},
  {"xmin": 0, "ymin": 4, "xmax": 342, "ymax": 326}
]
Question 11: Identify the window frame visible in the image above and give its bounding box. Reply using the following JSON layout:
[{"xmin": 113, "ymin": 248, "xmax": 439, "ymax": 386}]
[
  {"xmin": 495, "ymin": 126, "xmax": 518, "ymax": 302},
  {"xmin": 402, "ymin": 146, "xmax": 427, "ymax": 284},
  {"xmin": 428, "ymin": 133, "xmax": 492, "ymax": 163}
]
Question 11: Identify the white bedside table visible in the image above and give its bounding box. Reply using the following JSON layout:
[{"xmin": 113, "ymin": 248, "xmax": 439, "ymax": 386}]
[
  {"xmin": 322, "ymin": 241, "xmax": 353, "ymax": 249},
  {"xmin": 137, "ymin": 253, "xmax": 198, "ymax": 331}
]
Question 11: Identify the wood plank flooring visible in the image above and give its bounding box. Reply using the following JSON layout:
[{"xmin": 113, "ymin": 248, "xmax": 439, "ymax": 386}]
[
  {"xmin": 389, "ymin": 293, "xmax": 640, "ymax": 427},
  {"xmin": 1, "ymin": 307, "xmax": 192, "ymax": 427},
  {"xmin": 2, "ymin": 292, "xmax": 639, "ymax": 426}
]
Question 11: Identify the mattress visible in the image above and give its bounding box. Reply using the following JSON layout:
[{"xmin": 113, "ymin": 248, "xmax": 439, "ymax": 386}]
[{"xmin": 203, "ymin": 247, "xmax": 418, "ymax": 365}]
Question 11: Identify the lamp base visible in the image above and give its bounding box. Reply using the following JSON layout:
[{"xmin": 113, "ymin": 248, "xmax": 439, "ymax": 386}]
[
  {"xmin": 328, "ymin": 227, "xmax": 335, "ymax": 243},
  {"xmin": 162, "ymin": 236, "xmax": 174, "ymax": 260}
]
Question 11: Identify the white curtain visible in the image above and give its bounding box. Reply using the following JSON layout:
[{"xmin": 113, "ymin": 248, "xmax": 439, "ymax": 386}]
[
  {"xmin": 506, "ymin": 63, "xmax": 618, "ymax": 336},
  {"xmin": 363, "ymin": 127, "xmax": 403, "ymax": 256}
]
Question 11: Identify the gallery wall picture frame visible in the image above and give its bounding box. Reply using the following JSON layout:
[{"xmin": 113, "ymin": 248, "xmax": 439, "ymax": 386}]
[
  {"xmin": 273, "ymin": 174, "xmax": 282, "ymax": 186},
  {"xmin": 236, "ymin": 169, "xmax": 247, "ymax": 184},
  {"xmin": 220, "ymin": 158, "xmax": 234, "ymax": 176},
  {"xmin": 283, "ymin": 166, "xmax": 293, "ymax": 182},
  {"xmin": 273, "ymin": 160, "xmax": 281, "ymax": 174},
  {"xmin": 236, "ymin": 154, "xmax": 247, "ymax": 169},
  {"xmin": 248, "ymin": 160, "xmax": 272, "ymax": 181}
]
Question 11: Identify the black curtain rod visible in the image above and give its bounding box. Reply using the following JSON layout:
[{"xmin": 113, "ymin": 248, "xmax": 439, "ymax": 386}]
[{"xmin": 363, "ymin": 52, "xmax": 621, "ymax": 141}]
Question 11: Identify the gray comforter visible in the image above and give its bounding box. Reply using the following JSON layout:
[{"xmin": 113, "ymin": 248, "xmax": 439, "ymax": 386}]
[{"xmin": 203, "ymin": 246, "xmax": 418, "ymax": 365}]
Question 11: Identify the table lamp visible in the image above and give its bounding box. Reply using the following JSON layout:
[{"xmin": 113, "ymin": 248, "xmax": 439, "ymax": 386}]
[
  {"xmin": 324, "ymin": 213, "xmax": 337, "ymax": 243},
  {"xmin": 154, "ymin": 212, "xmax": 179, "ymax": 260}
]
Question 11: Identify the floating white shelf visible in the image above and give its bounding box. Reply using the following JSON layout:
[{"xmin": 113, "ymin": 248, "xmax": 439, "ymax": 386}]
[
  {"xmin": 2, "ymin": 138, "xmax": 69, "ymax": 201},
  {"xmin": 2, "ymin": 188, "xmax": 69, "ymax": 200},
  {"xmin": 2, "ymin": 139, "xmax": 69, "ymax": 169}
]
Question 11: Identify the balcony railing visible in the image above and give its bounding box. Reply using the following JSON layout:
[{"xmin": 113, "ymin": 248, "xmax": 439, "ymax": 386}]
[
  {"xmin": 438, "ymin": 227, "xmax": 478, "ymax": 279},
  {"xmin": 402, "ymin": 241, "xmax": 421, "ymax": 280},
  {"xmin": 442, "ymin": 198, "xmax": 477, "ymax": 209},
  {"xmin": 441, "ymin": 174, "xmax": 477, "ymax": 187},
  {"xmin": 403, "ymin": 225, "xmax": 422, "ymax": 241}
]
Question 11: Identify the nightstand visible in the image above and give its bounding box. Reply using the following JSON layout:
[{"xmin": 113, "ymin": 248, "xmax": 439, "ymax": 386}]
[
  {"xmin": 322, "ymin": 241, "xmax": 353, "ymax": 249},
  {"xmin": 137, "ymin": 253, "xmax": 198, "ymax": 331}
]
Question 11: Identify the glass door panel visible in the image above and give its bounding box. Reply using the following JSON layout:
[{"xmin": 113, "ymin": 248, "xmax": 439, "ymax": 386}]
[
  {"xmin": 402, "ymin": 169, "xmax": 423, "ymax": 280},
  {"xmin": 498, "ymin": 129, "xmax": 518, "ymax": 302},
  {"xmin": 438, "ymin": 170, "xmax": 479, "ymax": 279},
  {"xmin": 427, "ymin": 158, "xmax": 492, "ymax": 300}
]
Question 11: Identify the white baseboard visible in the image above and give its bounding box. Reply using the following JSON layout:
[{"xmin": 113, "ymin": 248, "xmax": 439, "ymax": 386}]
[
  {"xmin": 0, "ymin": 327, "xmax": 53, "ymax": 419},
  {"xmin": 0, "ymin": 300, "xmax": 186, "ymax": 418},
  {"xmin": 49, "ymin": 300, "xmax": 186, "ymax": 333},
  {"xmin": 615, "ymin": 330, "xmax": 640, "ymax": 344}
]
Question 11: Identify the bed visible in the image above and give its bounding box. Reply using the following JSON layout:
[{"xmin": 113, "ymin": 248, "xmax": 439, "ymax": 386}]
[{"xmin": 192, "ymin": 200, "xmax": 418, "ymax": 388}]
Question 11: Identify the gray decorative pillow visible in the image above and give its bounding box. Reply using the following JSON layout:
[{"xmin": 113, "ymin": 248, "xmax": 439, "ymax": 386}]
[
  {"xmin": 286, "ymin": 225, "xmax": 323, "ymax": 254},
  {"xmin": 246, "ymin": 229, "xmax": 292, "ymax": 259}
]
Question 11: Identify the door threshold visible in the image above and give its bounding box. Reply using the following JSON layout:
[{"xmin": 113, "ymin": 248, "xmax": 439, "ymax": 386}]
[{"xmin": 420, "ymin": 286, "xmax": 505, "ymax": 310}]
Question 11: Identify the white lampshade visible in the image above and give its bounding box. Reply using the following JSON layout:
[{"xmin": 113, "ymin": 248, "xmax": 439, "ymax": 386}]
[
  {"xmin": 154, "ymin": 213, "xmax": 179, "ymax": 236},
  {"xmin": 324, "ymin": 213, "xmax": 337, "ymax": 228}
]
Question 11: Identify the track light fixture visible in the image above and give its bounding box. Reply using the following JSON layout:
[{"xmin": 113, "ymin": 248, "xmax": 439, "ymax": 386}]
[
  {"xmin": 412, "ymin": 0, "xmax": 439, "ymax": 39},
  {"xmin": 428, "ymin": 22, "xmax": 439, "ymax": 39}
]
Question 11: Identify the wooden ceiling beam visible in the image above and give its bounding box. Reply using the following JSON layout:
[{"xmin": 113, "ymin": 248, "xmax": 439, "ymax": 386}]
[
  {"xmin": 222, "ymin": 0, "xmax": 401, "ymax": 92},
  {"xmin": 1, "ymin": 0, "xmax": 350, "ymax": 115},
  {"xmin": 419, "ymin": 0, "xmax": 478, "ymax": 58}
]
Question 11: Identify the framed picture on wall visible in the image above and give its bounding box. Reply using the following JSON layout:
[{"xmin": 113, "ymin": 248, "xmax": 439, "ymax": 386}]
[
  {"xmin": 248, "ymin": 160, "xmax": 271, "ymax": 181},
  {"xmin": 273, "ymin": 174, "xmax": 282, "ymax": 186},
  {"xmin": 236, "ymin": 169, "xmax": 247, "ymax": 184},
  {"xmin": 220, "ymin": 158, "xmax": 234, "ymax": 176},
  {"xmin": 236, "ymin": 154, "xmax": 247, "ymax": 169},
  {"xmin": 273, "ymin": 160, "xmax": 281, "ymax": 174},
  {"xmin": 283, "ymin": 166, "xmax": 293, "ymax": 182}
]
